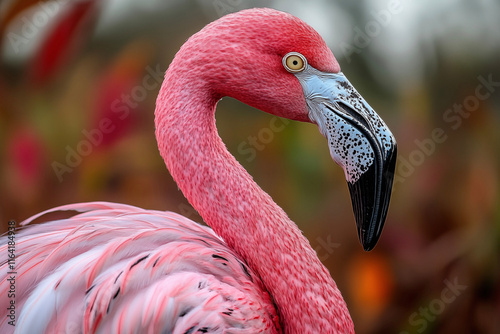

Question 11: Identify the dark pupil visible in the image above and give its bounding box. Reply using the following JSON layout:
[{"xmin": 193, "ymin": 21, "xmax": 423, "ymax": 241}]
[{"xmin": 293, "ymin": 60, "xmax": 298, "ymax": 65}]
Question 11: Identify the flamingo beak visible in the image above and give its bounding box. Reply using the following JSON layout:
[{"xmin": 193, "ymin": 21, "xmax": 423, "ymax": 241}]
[{"xmin": 293, "ymin": 66, "xmax": 397, "ymax": 251}]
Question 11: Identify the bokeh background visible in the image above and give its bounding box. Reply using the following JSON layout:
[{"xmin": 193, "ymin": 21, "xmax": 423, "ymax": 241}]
[{"xmin": 1, "ymin": 0, "xmax": 499, "ymax": 333}]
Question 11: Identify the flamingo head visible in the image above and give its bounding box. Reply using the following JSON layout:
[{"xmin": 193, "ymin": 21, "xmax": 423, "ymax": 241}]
[{"xmin": 177, "ymin": 8, "xmax": 397, "ymax": 251}]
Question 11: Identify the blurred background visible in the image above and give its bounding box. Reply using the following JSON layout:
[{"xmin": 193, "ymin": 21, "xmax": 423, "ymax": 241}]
[{"xmin": 1, "ymin": 0, "xmax": 499, "ymax": 333}]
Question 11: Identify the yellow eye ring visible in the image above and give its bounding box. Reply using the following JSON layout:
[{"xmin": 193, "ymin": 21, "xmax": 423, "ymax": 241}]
[{"xmin": 283, "ymin": 52, "xmax": 307, "ymax": 72}]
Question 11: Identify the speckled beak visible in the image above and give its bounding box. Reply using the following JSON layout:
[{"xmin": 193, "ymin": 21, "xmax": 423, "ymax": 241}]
[{"xmin": 294, "ymin": 66, "xmax": 397, "ymax": 251}]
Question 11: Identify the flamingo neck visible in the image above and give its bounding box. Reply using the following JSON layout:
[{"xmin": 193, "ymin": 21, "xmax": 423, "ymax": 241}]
[{"xmin": 155, "ymin": 60, "xmax": 353, "ymax": 334}]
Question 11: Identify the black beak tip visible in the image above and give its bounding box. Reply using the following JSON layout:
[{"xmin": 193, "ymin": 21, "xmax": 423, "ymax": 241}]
[
  {"xmin": 357, "ymin": 211, "xmax": 387, "ymax": 251},
  {"xmin": 360, "ymin": 233, "xmax": 378, "ymax": 251},
  {"xmin": 353, "ymin": 211, "xmax": 383, "ymax": 252},
  {"xmin": 348, "ymin": 144, "xmax": 397, "ymax": 252},
  {"xmin": 356, "ymin": 197, "xmax": 391, "ymax": 251}
]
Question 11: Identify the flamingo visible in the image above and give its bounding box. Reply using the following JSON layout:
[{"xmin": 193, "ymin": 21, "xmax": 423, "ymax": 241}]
[{"xmin": 1, "ymin": 8, "xmax": 397, "ymax": 334}]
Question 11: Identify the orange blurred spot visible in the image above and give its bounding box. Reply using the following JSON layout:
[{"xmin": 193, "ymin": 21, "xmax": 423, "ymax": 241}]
[{"xmin": 347, "ymin": 252, "xmax": 394, "ymax": 321}]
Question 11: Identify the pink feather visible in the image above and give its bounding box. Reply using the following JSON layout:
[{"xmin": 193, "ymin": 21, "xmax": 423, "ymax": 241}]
[{"xmin": 1, "ymin": 202, "xmax": 279, "ymax": 333}]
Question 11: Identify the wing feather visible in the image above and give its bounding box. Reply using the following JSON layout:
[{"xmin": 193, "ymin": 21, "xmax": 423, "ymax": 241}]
[{"xmin": 0, "ymin": 202, "xmax": 280, "ymax": 333}]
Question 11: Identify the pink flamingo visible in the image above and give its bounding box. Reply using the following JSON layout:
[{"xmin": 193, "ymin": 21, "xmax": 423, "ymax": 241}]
[{"xmin": 1, "ymin": 8, "xmax": 396, "ymax": 334}]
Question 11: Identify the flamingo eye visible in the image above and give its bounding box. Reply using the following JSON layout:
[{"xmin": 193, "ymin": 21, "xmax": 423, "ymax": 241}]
[{"xmin": 283, "ymin": 52, "xmax": 306, "ymax": 72}]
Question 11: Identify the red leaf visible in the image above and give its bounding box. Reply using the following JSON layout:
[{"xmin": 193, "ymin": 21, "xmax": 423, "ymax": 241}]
[{"xmin": 29, "ymin": 0, "xmax": 98, "ymax": 86}]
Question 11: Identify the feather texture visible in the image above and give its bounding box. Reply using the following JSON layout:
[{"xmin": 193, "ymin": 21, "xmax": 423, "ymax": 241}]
[{"xmin": 0, "ymin": 202, "xmax": 280, "ymax": 333}]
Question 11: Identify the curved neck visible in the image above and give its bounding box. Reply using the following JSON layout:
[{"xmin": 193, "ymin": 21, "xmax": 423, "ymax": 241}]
[{"xmin": 155, "ymin": 61, "xmax": 353, "ymax": 333}]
